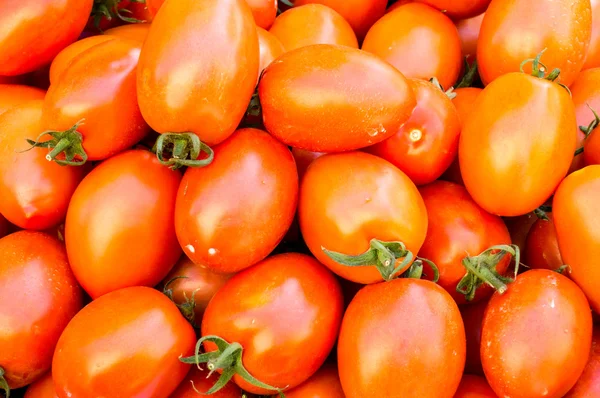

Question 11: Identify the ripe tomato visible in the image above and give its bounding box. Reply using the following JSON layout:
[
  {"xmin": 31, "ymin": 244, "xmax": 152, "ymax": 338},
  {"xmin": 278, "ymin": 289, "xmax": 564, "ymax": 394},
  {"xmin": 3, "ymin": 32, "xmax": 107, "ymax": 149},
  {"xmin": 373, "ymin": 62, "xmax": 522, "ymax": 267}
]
[
  {"xmin": 583, "ymin": 0, "xmax": 600, "ymax": 69},
  {"xmin": 197, "ymin": 253, "xmax": 343, "ymax": 394},
  {"xmin": 554, "ymin": 165, "xmax": 600, "ymax": 313},
  {"xmin": 128, "ymin": 1, "xmax": 154, "ymax": 22},
  {"xmin": 456, "ymin": 14, "xmax": 484, "ymax": 65},
  {"xmin": 24, "ymin": 372, "xmax": 57, "ymax": 398},
  {"xmin": 103, "ymin": 23, "xmax": 151, "ymax": 43},
  {"xmin": 247, "ymin": 0, "xmax": 278, "ymax": 29},
  {"xmin": 65, "ymin": 149, "xmax": 182, "ymax": 299},
  {"xmin": 482, "ymin": 269, "xmax": 593, "ymax": 398},
  {"xmin": 418, "ymin": 0, "xmax": 490, "ymax": 19},
  {"xmin": 454, "ymin": 375, "xmax": 496, "ymax": 398},
  {"xmin": 0, "ymin": 231, "xmax": 82, "ymax": 390},
  {"xmin": 259, "ymin": 44, "xmax": 416, "ymax": 152},
  {"xmin": 53, "ymin": 286, "xmax": 196, "ymax": 398},
  {"xmin": 285, "ymin": 363, "xmax": 345, "ymax": 398},
  {"xmin": 87, "ymin": 0, "xmax": 131, "ymax": 31},
  {"xmin": 504, "ymin": 212, "xmax": 537, "ymax": 254},
  {"xmin": 565, "ymin": 329, "xmax": 600, "ymax": 397},
  {"xmin": 258, "ymin": 28, "xmax": 285, "ymax": 75},
  {"xmin": 0, "ymin": 84, "xmax": 45, "ymax": 115},
  {"xmin": 568, "ymin": 68, "xmax": 600, "ymax": 170},
  {"xmin": 477, "ymin": 0, "xmax": 592, "ymax": 86},
  {"xmin": 292, "ymin": 148, "xmax": 325, "ymax": 180},
  {"xmin": 48, "ymin": 36, "xmax": 115, "ymax": 84},
  {"xmin": 523, "ymin": 213, "xmax": 563, "ymax": 270},
  {"xmin": 338, "ymin": 278, "xmax": 465, "ymax": 397},
  {"xmin": 175, "ymin": 129, "xmax": 298, "ymax": 274},
  {"xmin": 146, "ymin": 0, "xmax": 163, "ymax": 15},
  {"xmin": 0, "ymin": 101, "xmax": 85, "ymax": 230},
  {"xmin": 459, "ymin": 70, "xmax": 577, "ymax": 216},
  {"xmin": 584, "ymin": 128, "xmax": 600, "ymax": 165},
  {"xmin": 452, "ymin": 87, "xmax": 482, "ymax": 126},
  {"xmin": 366, "ymin": 78, "xmax": 461, "ymax": 185},
  {"xmin": 0, "ymin": 0, "xmax": 93, "ymax": 75},
  {"xmin": 170, "ymin": 366, "xmax": 241, "ymax": 398},
  {"xmin": 460, "ymin": 300, "xmax": 487, "ymax": 376},
  {"xmin": 362, "ymin": 3, "xmax": 462, "ymax": 90}
]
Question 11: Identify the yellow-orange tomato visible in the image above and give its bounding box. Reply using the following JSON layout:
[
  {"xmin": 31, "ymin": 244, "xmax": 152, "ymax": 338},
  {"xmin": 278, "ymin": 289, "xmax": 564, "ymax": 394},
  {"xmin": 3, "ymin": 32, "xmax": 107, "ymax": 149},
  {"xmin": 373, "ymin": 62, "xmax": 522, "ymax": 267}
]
[
  {"xmin": 456, "ymin": 13, "xmax": 484, "ymax": 65},
  {"xmin": 247, "ymin": 0, "xmax": 278, "ymax": 29},
  {"xmin": 583, "ymin": 0, "xmax": 600, "ymax": 69},
  {"xmin": 258, "ymin": 28, "xmax": 285, "ymax": 75},
  {"xmin": 452, "ymin": 87, "xmax": 482, "ymax": 126},
  {"xmin": 104, "ymin": 23, "xmax": 151, "ymax": 44},
  {"xmin": 0, "ymin": 84, "xmax": 45, "ymax": 115}
]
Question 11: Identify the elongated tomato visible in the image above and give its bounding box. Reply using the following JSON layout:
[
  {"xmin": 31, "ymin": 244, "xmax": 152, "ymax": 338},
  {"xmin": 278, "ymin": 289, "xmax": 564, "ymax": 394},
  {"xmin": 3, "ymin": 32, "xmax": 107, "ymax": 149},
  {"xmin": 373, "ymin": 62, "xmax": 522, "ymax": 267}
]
[
  {"xmin": 523, "ymin": 213, "xmax": 563, "ymax": 270},
  {"xmin": 104, "ymin": 23, "xmax": 151, "ymax": 44},
  {"xmin": 583, "ymin": 0, "xmax": 600, "ymax": 69},
  {"xmin": 0, "ymin": 84, "xmax": 45, "ymax": 115},
  {"xmin": 565, "ymin": 329, "xmax": 600, "ymax": 397},
  {"xmin": 48, "ymin": 36, "xmax": 114, "ymax": 84},
  {"xmin": 258, "ymin": 28, "xmax": 285, "ymax": 75},
  {"xmin": 24, "ymin": 372, "xmax": 57, "ymax": 398},
  {"xmin": 285, "ymin": 364, "xmax": 345, "ymax": 398}
]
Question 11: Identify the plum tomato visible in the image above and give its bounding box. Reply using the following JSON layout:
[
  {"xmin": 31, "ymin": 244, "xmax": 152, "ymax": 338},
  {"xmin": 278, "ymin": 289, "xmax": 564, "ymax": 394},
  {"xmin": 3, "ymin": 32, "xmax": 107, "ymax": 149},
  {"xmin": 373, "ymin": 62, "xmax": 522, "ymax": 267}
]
[
  {"xmin": 285, "ymin": 363, "xmax": 345, "ymax": 398},
  {"xmin": 258, "ymin": 28, "xmax": 285, "ymax": 76},
  {"xmin": 454, "ymin": 374, "xmax": 496, "ymax": 398},
  {"xmin": 523, "ymin": 213, "xmax": 563, "ymax": 270},
  {"xmin": 24, "ymin": 372, "xmax": 57, "ymax": 398},
  {"xmin": 0, "ymin": 84, "xmax": 45, "ymax": 116},
  {"xmin": 565, "ymin": 329, "xmax": 600, "ymax": 397}
]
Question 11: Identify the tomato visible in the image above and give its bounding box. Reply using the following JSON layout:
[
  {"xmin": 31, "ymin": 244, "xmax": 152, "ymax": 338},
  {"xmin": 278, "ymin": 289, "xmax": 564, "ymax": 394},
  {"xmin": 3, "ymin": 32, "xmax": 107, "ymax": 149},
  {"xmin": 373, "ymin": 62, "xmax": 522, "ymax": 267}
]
[
  {"xmin": 0, "ymin": 84, "xmax": 45, "ymax": 115},
  {"xmin": 583, "ymin": 0, "xmax": 600, "ymax": 70},
  {"xmin": 103, "ymin": 23, "xmax": 151, "ymax": 43},
  {"xmin": 0, "ymin": 0, "xmax": 93, "ymax": 76},
  {"xmin": 0, "ymin": 101, "xmax": 85, "ymax": 230},
  {"xmin": 258, "ymin": 28, "xmax": 285, "ymax": 75},
  {"xmin": 565, "ymin": 329, "xmax": 600, "ymax": 397},
  {"xmin": 128, "ymin": 1, "xmax": 154, "ymax": 22},
  {"xmin": 459, "ymin": 70, "xmax": 577, "ymax": 216},
  {"xmin": 146, "ymin": 0, "xmax": 163, "ymax": 15},
  {"xmin": 259, "ymin": 44, "xmax": 416, "ymax": 152},
  {"xmin": 386, "ymin": 0, "xmax": 413, "ymax": 13},
  {"xmin": 65, "ymin": 149, "xmax": 181, "ymax": 299},
  {"xmin": 299, "ymin": 152, "xmax": 428, "ymax": 284},
  {"xmin": 481, "ymin": 269, "xmax": 593, "ymax": 398},
  {"xmin": 175, "ymin": 129, "xmax": 298, "ymax": 274},
  {"xmin": 285, "ymin": 363, "xmax": 345, "ymax": 398},
  {"xmin": 87, "ymin": 0, "xmax": 131, "ymax": 31},
  {"xmin": 338, "ymin": 278, "xmax": 465, "ymax": 397},
  {"xmin": 503, "ymin": 212, "xmax": 537, "ymax": 255},
  {"xmin": 362, "ymin": 3, "xmax": 462, "ymax": 90},
  {"xmin": 554, "ymin": 165, "xmax": 600, "ymax": 313},
  {"xmin": 292, "ymin": 148, "xmax": 325, "ymax": 181},
  {"xmin": 460, "ymin": 300, "xmax": 487, "ymax": 376},
  {"xmin": 53, "ymin": 286, "xmax": 195, "ymax": 398},
  {"xmin": 48, "ymin": 36, "xmax": 115, "ymax": 84},
  {"xmin": 477, "ymin": 0, "xmax": 592, "ymax": 86},
  {"xmin": 454, "ymin": 375, "xmax": 496, "ymax": 398},
  {"xmin": 456, "ymin": 14, "xmax": 484, "ymax": 65},
  {"xmin": 417, "ymin": 0, "xmax": 490, "ymax": 19},
  {"xmin": 247, "ymin": 0, "xmax": 278, "ymax": 29},
  {"xmin": 196, "ymin": 253, "xmax": 343, "ymax": 395},
  {"xmin": 568, "ymin": 68, "xmax": 600, "ymax": 171},
  {"xmin": 523, "ymin": 213, "xmax": 563, "ymax": 270},
  {"xmin": 584, "ymin": 128, "xmax": 600, "ymax": 165},
  {"xmin": 24, "ymin": 372, "xmax": 57, "ymax": 398},
  {"xmin": 452, "ymin": 87, "xmax": 482, "ymax": 126},
  {"xmin": 270, "ymin": 5, "xmax": 358, "ymax": 51},
  {"xmin": 0, "ymin": 231, "xmax": 82, "ymax": 391},
  {"xmin": 366, "ymin": 78, "xmax": 461, "ymax": 185},
  {"xmin": 170, "ymin": 366, "xmax": 241, "ymax": 398}
]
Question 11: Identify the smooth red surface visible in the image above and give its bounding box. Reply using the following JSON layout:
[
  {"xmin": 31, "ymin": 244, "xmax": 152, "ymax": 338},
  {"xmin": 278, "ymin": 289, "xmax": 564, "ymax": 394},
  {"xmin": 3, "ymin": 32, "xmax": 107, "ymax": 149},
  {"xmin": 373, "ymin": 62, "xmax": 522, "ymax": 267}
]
[
  {"xmin": 169, "ymin": 366, "xmax": 242, "ymax": 397},
  {"xmin": 565, "ymin": 329, "xmax": 600, "ymax": 397},
  {"xmin": 523, "ymin": 214, "xmax": 563, "ymax": 270}
]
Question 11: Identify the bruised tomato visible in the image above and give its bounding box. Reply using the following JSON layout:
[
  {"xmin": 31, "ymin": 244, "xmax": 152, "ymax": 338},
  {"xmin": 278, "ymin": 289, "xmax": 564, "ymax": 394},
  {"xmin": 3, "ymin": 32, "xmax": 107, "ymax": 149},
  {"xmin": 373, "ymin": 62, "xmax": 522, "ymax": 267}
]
[
  {"xmin": 0, "ymin": 84, "xmax": 45, "ymax": 115},
  {"xmin": 460, "ymin": 300, "xmax": 488, "ymax": 376},
  {"xmin": 24, "ymin": 372, "xmax": 57, "ymax": 398},
  {"xmin": 285, "ymin": 364, "xmax": 345, "ymax": 398},
  {"xmin": 454, "ymin": 375, "xmax": 496, "ymax": 398},
  {"xmin": 258, "ymin": 28, "xmax": 285, "ymax": 75},
  {"xmin": 565, "ymin": 329, "xmax": 600, "ymax": 397},
  {"xmin": 456, "ymin": 14, "xmax": 485, "ymax": 65},
  {"xmin": 523, "ymin": 213, "xmax": 563, "ymax": 270},
  {"xmin": 170, "ymin": 366, "xmax": 241, "ymax": 398}
]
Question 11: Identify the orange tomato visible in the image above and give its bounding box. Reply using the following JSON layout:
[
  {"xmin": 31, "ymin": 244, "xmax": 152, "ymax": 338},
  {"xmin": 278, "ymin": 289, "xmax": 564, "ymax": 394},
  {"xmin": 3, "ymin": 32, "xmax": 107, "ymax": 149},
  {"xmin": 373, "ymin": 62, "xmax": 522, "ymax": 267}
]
[
  {"xmin": 247, "ymin": 0, "xmax": 278, "ymax": 29},
  {"xmin": 24, "ymin": 372, "xmax": 57, "ymax": 398},
  {"xmin": 48, "ymin": 36, "xmax": 115, "ymax": 84},
  {"xmin": 417, "ymin": 0, "xmax": 491, "ymax": 19},
  {"xmin": 565, "ymin": 329, "xmax": 600, "ymax": 397},
  {"xmin": 570, "ymin": 68, "xmax": 600, "ymax": 170},
  {"xmin": 292, "ymin": 148, "xmax": 325, "ymax": 180},
  {"xmin": 584, "ymin": 128, "xmax": 600, "ymax": 165},
  {"xmin": 454, "ymin": 375, "xmax": 496, "ymax": 398},
  {"xmin": 0, "ymin": 84, "xmax": 45, "ymax": 115},
  {"xmin": 285, "ymin": 363, "xmax": 345, "ymax": 398},
  {"xmin": 146, "ymin": 0, "xmax": 163, "ymax": 16},
  {"xmin": 523, "ymin": 213, "xmax": 563, "ymax": 270},
  {"xmin": 583, "ymin": 0, "xmax": 600, "ymax": 69},
  {"xmin": 452, "ymin": 87, "xmax": 482, "ymax": 125},
  {"xmin": 258, "ymin": 28, "xmax": 285, "ymax": 75},
  {"xmin": 103, "ymin": 23, "xmax": 151, "ymax": 43},
  {"xmin": 170, "ymin": 366, "xmax": 241, "ymax": 398},
  {"xmin": 456, "ymin": 13, "xmax": 484, "ymax": 65}
]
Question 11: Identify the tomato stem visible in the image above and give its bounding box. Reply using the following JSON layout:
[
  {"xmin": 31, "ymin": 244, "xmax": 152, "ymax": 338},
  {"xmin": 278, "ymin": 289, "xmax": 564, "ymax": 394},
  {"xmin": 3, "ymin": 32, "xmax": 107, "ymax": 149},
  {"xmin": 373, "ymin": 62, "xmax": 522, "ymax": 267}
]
[
  {"xmin": 279, "ymin": 0, "xmax": 294, "ymax": 8},
  {"xmin": 455, "ymin": 59, "xmax": 479, "ymax": 89},
  {"xmin": 519, "ymin": 50, "xmax": 570, "ymax": 93},
  {"xmin": 580, "ymin": 105, "xmax": 600, "ymax": 137},
  {"xmin": 153, "ymin": 133, "xmax": 214, "ymax": 170},
  {"xmin": 91, "ymin": 0, "xmax": 146, "ymax": 30},
  {"xmin": 22, "ymin": 120, "xmax": 88, "ymax": 166},
  {"xmin": 0, "ymin": 367, "xmax": 10, "ymax": 398},
  {"xmin": 429, "ymin": 77, "xmax": 456, "ymax": 99},
  {"xmin": 163, "ymin": 276, "xmax": 199, "ymax": 328}
]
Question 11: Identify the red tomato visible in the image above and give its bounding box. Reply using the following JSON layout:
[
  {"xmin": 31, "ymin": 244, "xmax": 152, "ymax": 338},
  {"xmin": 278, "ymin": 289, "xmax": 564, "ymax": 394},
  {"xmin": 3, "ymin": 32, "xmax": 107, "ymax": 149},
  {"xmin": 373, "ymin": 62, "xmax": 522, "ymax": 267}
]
[
  {"xmin": 24, "ymin": 372, "xmax": 57, "ymax": 398},
  {"xmin": 583, "ymin": 0, "xmax": 600, "ymax": 69},
  {"xmin": 146, "ymin": 0, "xmax": 163, "ymax": 15},
  {"xmin": 584, "ymin": 128, "xmax": 600, "ymax": 165},
  {"xmin": 460, "ymin": 300, "xmax": 488, "ymax": 376},
  {"xmin": 554, "ymin": 165, "xmax": 600, "ymax": 313},
  {"xmin": 0, "ymin": 231, "xmax": 82, "ymax": 390},
  {"xmin": 198, "ymin": 253, "xmax": 343, "ymax": 394},
  {"xmin": 417, "ymin": 0, "xmax": 490, "ymax": 19},
  {"xmin": 568, "ymin": 68, "xmax": 600, "ymax": 171},
  {"xmin": 170, "ymin": 366, "xmax": 241, "ymax": 398},
  {"xmin": 128, "ymin": 1, "xmax": 154, "ymax": 22},
  {"xmin": 523, "ymin": 213, "xmax": 563, "ymax": 270},
  {"xmin": 477, "ymin": 0, "xmax": 592, "ymax": 86},
  {"xmin": 175, "ymin": 129, "xmax": 298, "ymax": 274},
  {"xmin": 65, "ymin": 149, "xmax": 182, "ymax": 299},
  {"xmin": 454, "ymin": 375, "xmax": 496, "ymax": 398},
  {"xmin": 258, "ymin": 28, "xmax": 285, "ymax": 75},
  {"xmin": 565, "ymin": 329, "xmax": 600, "ymax": 397},
  {"xmin": 362, "ymin": 3, "xmax": 462, "ymax": 90},
  {"xmin": 0, "ymin": 0, "xmax": 93, "ymax": 75},
  {"xmin": 0, "ymin": 84, "xmax": 45, "ymax": 115},
  {"xmin": 292, "ymin": 148, "xmax": 325, "ymax": 181},
  {"xmin": 366, "ymin": 78, "xmax": 461, "ymax": 185},
  {"xmin": 503, "ymin": 212, "xmax": 537, "ymax": 255},
  {"xmin": 285, "ymin": 363, "xmax": 345, "ymax": 398},
  {"xmin": 482, "ymin": 269, "xmax": 593, "ymax": 398},
  {"xmin": 87, "ymin": 0, "xmax": 131, "ymax": 31},
  {"xmin": 103, "ymin": 23, "xmax": 151, "ymax": 44},
  {"xmin": 259, "ymin": 44, "xmax": 416, "ymax": 152},
  {"xmin": 338, "ymin": 278, "xmax": 465, "ymax": 397},
  {"xmin": 48, "ymin": 36, "xmax": 114, "ymax": 84},
  {"xmin": 456, "ymin": 14, "xmax": 484, "ymax": 65},
  {"xmin": 53, "ymin": 286, "xmax": 196, "ymax": 398}
]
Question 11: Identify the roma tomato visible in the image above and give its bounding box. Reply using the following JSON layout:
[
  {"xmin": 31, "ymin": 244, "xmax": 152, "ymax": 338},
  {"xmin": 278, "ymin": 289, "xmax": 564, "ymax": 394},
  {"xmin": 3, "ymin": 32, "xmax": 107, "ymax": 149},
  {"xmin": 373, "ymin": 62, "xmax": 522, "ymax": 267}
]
[
  {"xmin": 65, "ymin": 149, "xmax": 182, "ymax": 299},
  {"xmin": 104, "ymin": 23, "xmax": 151, "ymax": 44},
  {"xmin": 460, "ymin": 300, "xmax": 488, "ymax": 376},
  {"xmin": 417, "ymin": 0, "xmax": 490, "ymax": 19},
  {"xmin": 583, "ymin": 0, "xmax": 600, "ymax": 69},
  {"xmin": 48, "ymin": 36, "xmax": 115, "ymax": 84},
  {"xmin": 0, "ymin": 84, "xmax": 45, "ymax": 115},
  {"xmin": 196, "ymin": 253, "xmax": 343, "ymax": 395},
  {"xmin": 0, "ymin": 101, "xmax": 84, "ymax": 230},
  {"xmin": 554, "ymin": 165, "xmax": 600, "ymax": 313},
  {"xmin": 258, "ymin": 28, "xmax": 285, "ymax": 75},
  {"xmin": 584, "ymin": 128, "xmax": 600, "ymax": 165},
  {"xmin": 454, "ymin": 375, "xmax": 496, "ymax": 398},
  {"xmin": 247, "ymin": 0, "xmax": 278, "ymax": 29},
  {"xmin": 362, "ymin": 3, "xmax": 462, "ymax": 90},
  {"xmin": 259, "ymin": 44, "xmax": 416, "ymax": 152},
  {"xmin": 366, "ymin": 78, "xmax": 461, "ymax": 185},
  {"xmin": 477, "ymin": 0, "xmax": 592, "ymax": 86},
  {"xmin": 452, "ymin": 87, "xmax": 482, "ymax": 126},
  {"xmin": 523, "ymin": 213, "xmax": 563, "ymax": 270},
  {"xmin": 338, "ymin": 278, "xmax": 465, "ymax": 398},
  {"xmin": 570, "ymin": 68, "xmax": 600, "ymax": 170},
  {"xmin": 0, "ymin": 231, "xmax": 82, "ymax": 391},
  {"xmin": 52, "ymin": 287, "xmax": 196, "ymax": 398},
  {"xmin": 504, "ymin": 212, "xmax": 537, "ymax": 254},
  {"xmin": 565, "ymin": 329, "xmax": 600, "ymax": 397},
  {"xmin": 456, "ymin": 14, "xmax": 485, "ymax": 65},
  {"xmin": 0, "ymin": 0, "xmax": 93, "ymax": 76},
  {"xmin": 175, "ymin": 129, "xmax": 298, "ymax": 274},
  {"xmin": 24, "ymin": 372, "xmax": 57, "ymax": 398},
  {"xmin": 170, "ymin": 366, "xmax": 241, "ymax": 398},
  {"xmin": 284, "ymin": 364, "xmax": 345, "ymax": 398},
  {"xmin": 128, "ymin": 1, "xmax": 154, "ymax": 22},
  {"xmin": 482, "ymin": 269, "xmax": 593, "ymax": 398},
  {"xmin": 292, "ymin": 148, "xmax": 325, "ymax": 180}
]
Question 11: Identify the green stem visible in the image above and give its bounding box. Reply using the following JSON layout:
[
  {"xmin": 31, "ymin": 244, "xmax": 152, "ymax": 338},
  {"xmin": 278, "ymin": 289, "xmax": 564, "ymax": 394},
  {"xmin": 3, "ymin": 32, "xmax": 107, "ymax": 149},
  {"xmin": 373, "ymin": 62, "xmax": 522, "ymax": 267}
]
[
  {"xmin": 575, "ymin": 147, "xmax": 584, "ymax": 156},
  {"xmin": 0, "ymin": 367, "xmax": 10, "ymax": 398},
  {"xmin": 579, "ymin": 105, "xmax": 600, "ymax": 137},
  {"xmin": 22, "ymin": 120, "xmax": 88, "ymax": 166},
  {"xmin": 455, "ymin": 59, "xmax": 479, "ymax": 89},
  {"xmin": 154, "ymin": 133, "xmax": 214, "ymax": 170},
  {"xmin": 279, "ymin": 0, "xmax": 294, "ymax": 7},
  {"xmin": 163, "ymin": 276, "xmax": 199, "ymax": 327}
]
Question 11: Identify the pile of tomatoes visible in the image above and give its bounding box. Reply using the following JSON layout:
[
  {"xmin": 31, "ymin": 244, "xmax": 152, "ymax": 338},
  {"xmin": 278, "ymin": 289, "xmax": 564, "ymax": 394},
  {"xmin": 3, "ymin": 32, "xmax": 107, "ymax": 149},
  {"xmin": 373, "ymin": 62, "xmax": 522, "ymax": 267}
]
[{"xmin": 2, "ymin": 0, "xmax": 600, "ymax": 397}]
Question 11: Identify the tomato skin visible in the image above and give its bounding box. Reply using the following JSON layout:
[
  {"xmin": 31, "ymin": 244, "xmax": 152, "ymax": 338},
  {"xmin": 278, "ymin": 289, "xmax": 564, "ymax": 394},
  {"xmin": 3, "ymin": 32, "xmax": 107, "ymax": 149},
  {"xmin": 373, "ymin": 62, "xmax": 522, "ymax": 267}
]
[
  {"xmin": 452, "ymin": 87, "xmax": 482, "ymax": 126},
  {"xmin": 583, "ymin": 0, "xmax": 600, "ymax": 69},
  {"xmin": 103, "ymin": 24, "xmax": 151, "ymax": 44},
  {"xmin": 338, "ymin": 278, "xmax": 465, "ymax": 397},
  {"xmin": 366, "ymin": 78, "xmax": 461, "ymax": 185},
  {"xmin": 554, "ymin": 165, "xmax": 600, "ymax": 313},
  {"xmin": 418, "ymin": 0, "xmax": 490, "ymax": 19},
  {"xmin": 170, "ymin": 366, "xmax": 241, "ymax": 398},
  {"xmin": 523, "ymin": 213, "xmax": 563, "ymax": 270},
  {"xmin": 285, "ymin": 363, "xmax": 345, "ymax": 398},
  {"xmin": 570, "ymin": 68, "xmax": 600, "ymax": 170},
  {"xmin": 0, "ymin": 231, "xmax": 82, "ymax": 389},
  {"xmin": 65, "ymin": 149, "xmax": 182, "ymax": 299},
  {"xmin": 0, "ymin": 0, "xmax": 93, "ymax": 76},
  {"xmin": 247, "ymin": 0, "xmax": 277, "ymax": 29},
  {"xmin": 0, "ymin": 84, "xmax": 45, "ymax": 115},
  {"xmin": 146, "ymin": 0, "xmax": 163, "ymax": 15},
  {"xmin": 137, "ymin": 0, "xmax": 259, "ymax": 146},
  {"xmin": 299, "ymin": 152, "xmax": 428, "ymax": 284},
  {"xmin": 477, "ymin": 0, "xmax": 592, "ymax": 86},
  {"xmin": 482, "ymin": 269, "xmax": 593, "ymax": 398},
  {"xmin": 292, "ymin": 148, "xmax": 325, "ymax": 181},
  {"xmin": 584, "ymin": 129, "xmax": 600, "ymax": 165},
  {"xmin": 459, "ymin": 73, "xmax": 577, "ymax": 216},
  {"xmin": 201, "ymin": 253, "xmax": 344, "ymax": 394},
  {"xmin": 24, "ymin": 372, "xmax": 57, "ymax": 398},
  {"xmin": 258, "ymin": 28, "xmax": 285, "ymax": 75},
  {"xmin": 453, "ymin": 375, "xmax": 496, "ymax": 398},
  {"xmin": 460, "ymin": 300, "xmax": 487, "ymax": 376},
  {"xmin": 565, "ymin": 329, "xmax": 600, "ymax": 397},
  {"xmin": 259, "ymin": 44, "xmax": 416, "ymax": 152},
  {"xmin": 175, "ymin": 129, "xmax": 298, "ymax": 274},
  {"xmin": 128, "ymin": 1, "xmax": 154, "ymax": 22},
  {"xmin": 362, "ymin": 3, "xmax": 462, "ymax": 90},
  {"xmin": 48, "ymin": 36, "xmax": 114, "ymax": 84},
  {"xmin": 456, "ymin": 14, "xmax": 484, "ymax": 65},
  {"xmin": 53, "ymin": 286, "xmax": 196, "ymax": 398}
]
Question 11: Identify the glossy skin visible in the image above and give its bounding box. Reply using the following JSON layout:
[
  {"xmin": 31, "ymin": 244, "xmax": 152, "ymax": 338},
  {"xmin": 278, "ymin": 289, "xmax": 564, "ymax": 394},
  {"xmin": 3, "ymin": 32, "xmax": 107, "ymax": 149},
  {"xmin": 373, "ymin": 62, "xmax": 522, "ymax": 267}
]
[
  {"xmin": 202, "ymin": 253, "xmax": 344, "ymax": 394},
  {"xmin": 454, "ymin": 375, "xmax": 497, "ymax": 398},
  {"xmin": 523, "ymin": 213, "xmax": 563, "ymax": 270},
  {"xmin": 583, "ymin": 0, "xmax": 600, "ymax": 69},
  {"xmin": 338, "ymin": 278, "xmax": 465, "ymax": 397},
  {"xmin": 367, "ymin": 78, "xmax": 461, "ymax": 185},
  {"xmin": 129, "ymin": 1, "xmax": 154, "ymax": 22},
  {"xmin": 456, "ymin": 14, "xmax": 484, "ymax": 65},
  {"xmin": 176, "ymin": 129, "xmax": 298, "ymax": 274},
  {"xmin": 0, "ymin": 0, "xmax": 93, "ymax": 75},
  {"xmin": 459, "ymin": 73, "xmax": 577, "ymax": 216},
  {"xmin": 0, "ymin": 84, "xmax": 45, "ymax": 115},
  {"xmin": 65, "ymin": 150, "xmax": 182, "ymax": 298},
  {"xmin": 0, "ymin": 101, "xmax": 84, "ymax": 230},
  {"xmin": 170, "ymin": 366, "xmax": 241, "ymax": 398},
  {"xmin": 585, "ymin": 128, "xmax": 600, "ymax": 165},
  {"xmin": 570, "ymin": 68, "xmax": 600, "ymax": 170},
  {"xmin": 284, "ymin": 364, "xmax": 345, "ymax": 398},
  {"xmin": 418, "ymin": 0, "xmax": 491, "ymax": 19},
  {"xmin": 362, "ymin": 3, "xmax": 462, "ymax": 90},
  {"xmin": 299, "ymin": 152, "xmax": 428, "ymax": 284},
  {"xmin": 477, "ymin": 0, "xmax": 592, "ymax": 86},
  {"xmin": 554, "ymin": 165, "xmax": 600, "ymax": 312},
  {"xmin": 48, "ymin": 36, "xmax": 114, "ymax": 84},
  {"xmin": 482, "ymin": 270, "xmax": 593, "ymax": 398},
  {"xmin": 258, "ymin": 28, "xmax": 285, "ymax": 75},
  {"xmin": 292, "ymin": 148, "xmax": 325, "ymax": 180},
  {"xmin": 0, "ymin": 231, "xmax": 82, "ymax": 389},
  {"xmin": 104, "ymin": 24, "xmax": 151, "ymax": 43},
  {"xmin": 146, "ymin": 0, "xmax": 163, "ymax": 15},
  {"xmin": 460, "ymin": 300, "xmax": 488, "ymax": 376},
  {"xmin": 259, "ymin": 44, "xmax": 416, "ymax": 152},
  {"xmin": 53, "ymin": 287, "xmax": 196, "ymax": 398},
  {"xmin": 24, "ymin": 372, "xmax": 57, "ymax": 398},
  {"xmin": 565, "ymin": 329, "xmax": 600, "ymax": 397},
  {"xmin": 138, "ymin": 0, "xmax": 258, "ymax": 146}
]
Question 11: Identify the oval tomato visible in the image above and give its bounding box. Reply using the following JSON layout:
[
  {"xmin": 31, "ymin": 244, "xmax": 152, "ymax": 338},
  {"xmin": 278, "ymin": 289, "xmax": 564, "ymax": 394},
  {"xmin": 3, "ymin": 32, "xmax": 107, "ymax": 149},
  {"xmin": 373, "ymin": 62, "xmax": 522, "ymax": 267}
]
[
  {"xmin": 258, "ymin": 28, "xmax": 285, "ymax": 75},
  {"xmin": 565, "ymin": 329, "xmax": 600, "ymax": 397},
  {"xmin": 504, "ymin": 212, "xmax": 537, "ymax": 254},
  {"xmin": 48, "ymin": 36, "xmax": 115, "ymax": 84},
  {"xmin": 456, "ymin": 13, "xmax": 485, "ymax": 65},
  {"xmin": 452, "ymin": 87, "xmax": 482, "ymax": 126},
  {"xmin": 523, "ymin": 213, "xmax": 563, "ymax": 270},
  {"xmin": 170, "ymin": 366, "xmax": 241, "ymax": 398},
  {"xmin": 482, "ymin": 269, "xmax": 593, "ymax": 398},
  {"xmin": 0, "ymin": 84, "xmax": 45, "ymax": 115},
  {"xmin": 568, "ymin": 68, "xmax": 600, "ymax": 170},
  {"xmin": 65, "ymin": 149, "xmax": 182, "ymax": 299},
  {"xmin": 418, "ymin": 0, "xmax": 490, "ymax": 19},
  {"xmin": 584, "ymin": 128, "xmax": 600, "ymax": 165},
  {"xmin": 24, "ymin": 372, "xmax": 57, "ymax": 398},
  {"xmin": 454, "ymin": 375, "xmax": 496, "ymax": 398},
  {"xmin": 362, "ymin": 3, "xmax": 462, "ymax": 90},
  {"xmin": 103, "ymin": 23, "xmax": 151, "ymax": 44},
  {"xmin": 52, "ymin": 286, "xmax": 196, "ymax": 398},
  {"xmin": 0, "ymin": 231, "xmax": 82, "ymax": 390},
  {"xmin": 292, "ymin": 148, "xmax": 325, "ymax": 180},
  {"xmin": 460, "ymin": 299, "xmax": 488, "ymax": 376},
  {"xmin": 583, "ymin": 0, "xmax": 600, "ymax": 69},
  {"xmin": 259, "ymin": 44, "xmax": 416, "ymax": 152},
  {"xmin": 285, "ymin": 363, "xmax": 345, "ymax": 398},
  {"xmin": 247, "ymin": 0, "xmax": 278, "ymax": 29}
]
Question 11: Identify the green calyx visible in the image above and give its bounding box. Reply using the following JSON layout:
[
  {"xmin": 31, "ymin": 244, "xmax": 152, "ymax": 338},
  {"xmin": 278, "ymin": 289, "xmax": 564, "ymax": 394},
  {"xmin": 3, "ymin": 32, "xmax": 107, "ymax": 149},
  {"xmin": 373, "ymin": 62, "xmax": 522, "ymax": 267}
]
[
  {"xmin": 429, "ymin": 77, "xmax": 457, "ymax": 100},
  {"xmin": 153, "ymin": 133, "xmax": 214, "ymax": 170},
  {"xmin": 23, "ymin": 120, "xmax": 87, "ymax": 166},
  {"xmin": 575, "ymin": 105, "xmax": 600, "ymax": 155},
  {"xmin": 534, "ymin": 205, "xmax": 552, "ymax": 221},
  {"xmin": 400, "ymin": 257, "xmax": 440, "ymax": 282},
  {"xmin": 180, "ymin": 336, "xmax": 286, "ymax": 397},
  {"xmin": 0, "ymin": 367, "xmax": 10, "ymax": 398},
  {"xmin": 520, "ymin": 50, "xmax": 571, "ymax": 94},
  {"xmin": 91, "ymin": 0, "xmax": 146, "ymax": 29},
  {"xmin": 455, "ymin": 59, "xmax": 479, "ymax": 89},
  {"xmin": 163, "ymin": 277, "xmax": 199, "ymax": 328}
]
